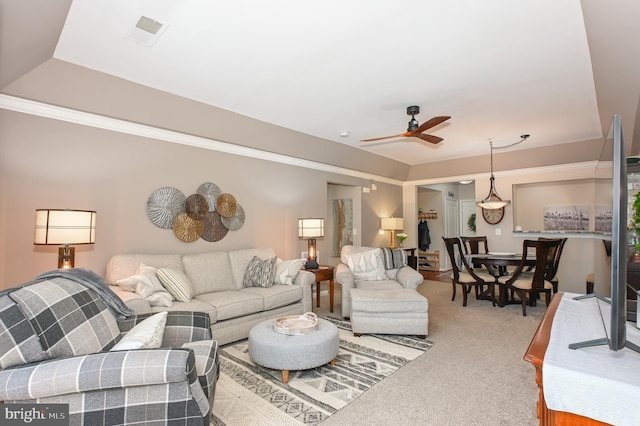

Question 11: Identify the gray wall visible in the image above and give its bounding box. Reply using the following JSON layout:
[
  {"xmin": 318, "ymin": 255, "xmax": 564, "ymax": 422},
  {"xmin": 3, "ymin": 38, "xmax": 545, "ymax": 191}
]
[{"xmin": 0, "ymin": 109, "xmax": 403, "ymax": 288}]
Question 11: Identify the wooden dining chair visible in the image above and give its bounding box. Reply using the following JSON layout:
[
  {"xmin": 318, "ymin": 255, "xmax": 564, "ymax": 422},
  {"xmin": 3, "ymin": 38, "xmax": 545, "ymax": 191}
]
[
  {"xmin": 499, "ymin": 239, "xmax": 562, "ymax": 316},
  {"xmin": 442, "ymin": 237, "xmax": 497, "ymax": 306},
  {"xmin": 460, "ymin": 236, "xmax": 490, "ymax": 256},
  {"xmin": 460, "ymin": 235, "xmax": 506, "ymax": 277},
  {"xmin": 538, "ymin": 237, "xmax": 567, "ymax": 293}
]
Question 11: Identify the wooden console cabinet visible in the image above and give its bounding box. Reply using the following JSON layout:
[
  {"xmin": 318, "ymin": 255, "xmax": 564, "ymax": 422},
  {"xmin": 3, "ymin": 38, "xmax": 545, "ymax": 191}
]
[{"xmin": 523, "ymin": 294, "xmax": 610, "ymax": 426}]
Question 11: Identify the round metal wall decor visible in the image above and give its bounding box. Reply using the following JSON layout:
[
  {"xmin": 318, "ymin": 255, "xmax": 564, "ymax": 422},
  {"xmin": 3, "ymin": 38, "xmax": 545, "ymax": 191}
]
[
  {"xmin": 172, "ymin": 212, "xmax": 204, "ymax": 242},
  {"xmin": 147, "ymin": 187, "xmax": 187, "ymax": 229},
  {"xmin": 216, "ymin": 193, "xmax": 237, "ymax": 218},
  {"xmin": 146, "ymin": 182, "xmax": 243, "ymax": 242},
  {"xmin": 221, "ymin": 204, "xmax": 245, "ymax": 231},
  {"xmin": 197, "ymin": 182, "xmax": 222, "ymax": 212},
  {"xmin": 201, "ymin": 211, "xmax": 229, "ymax": 242},
  {"xmin": 185, "ymin": 193, "xmax": 209, "ymax": 220}
]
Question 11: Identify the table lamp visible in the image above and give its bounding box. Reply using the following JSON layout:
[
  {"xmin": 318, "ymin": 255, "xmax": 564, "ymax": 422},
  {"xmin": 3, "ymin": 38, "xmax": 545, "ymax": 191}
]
[
  {"xmin": 298, "ymin": 218, "xmax": 324, "ymax": 269},
  {"xmin": 381, "ymin": 217, "xmax": 404, "ymax": 249},
  {"xmin": 34, "ymin": 209, "xmax": 97, "ymax": 268}
]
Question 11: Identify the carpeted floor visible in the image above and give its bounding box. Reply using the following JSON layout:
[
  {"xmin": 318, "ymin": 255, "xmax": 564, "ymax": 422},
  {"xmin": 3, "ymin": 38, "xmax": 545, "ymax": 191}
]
[{"xmin": 211, "ymin": 319, "xmax": 433, "ymax": 426}]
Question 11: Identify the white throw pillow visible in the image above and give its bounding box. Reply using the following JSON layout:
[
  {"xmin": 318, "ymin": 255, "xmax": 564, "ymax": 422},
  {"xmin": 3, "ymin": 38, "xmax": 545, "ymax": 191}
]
[
  {"xmin": 111, "ymin": 312, "xmax": 168, "ymax": 351},
  {"xmin": 346, "ymin": 248, "xmax": 387, "ymax": 281},
  {"xmin": 273, "ymin": 258, "xmax": 305, "ymax": 285},
  {"xmin": 156, "ymin": 268, "xmax": 194, "ymax": 302},
  {"xmin": 116, "ymin": 264, "xmax": 173, "ymax": 307},
  {"xmin": 136, "ymin": 264, "xmax": 166, "ymax": 292}
]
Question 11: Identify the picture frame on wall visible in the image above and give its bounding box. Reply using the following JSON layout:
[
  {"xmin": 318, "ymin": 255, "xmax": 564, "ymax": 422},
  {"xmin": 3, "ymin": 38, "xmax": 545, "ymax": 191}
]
[{"xmin": 543, "ymin": 205, "xmax": 590, "ymax": 231}]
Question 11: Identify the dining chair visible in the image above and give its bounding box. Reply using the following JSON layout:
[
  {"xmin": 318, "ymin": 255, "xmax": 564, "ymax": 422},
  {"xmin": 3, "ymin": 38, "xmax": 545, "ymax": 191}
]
[
  {"xmin": 586, "ymin": 240, "xmax": 612, "ymax": 293},
  {"xmin": 460, "ymin": 236, "xmax": 499, "ymax": 276},
  {"xmin": 499, "ymin": 239, "xmax": 562, "ymax": 316},
  {"xmin": 442, "ymin": 237, "xmax": 497, "ymax": 306},
  {"xmin": 538, "ymin": 237, "xmax": 567, "ymax": 293},
  {"xmin": 460, "ymin": 236, "xmax": 490, "ymax": 256}
]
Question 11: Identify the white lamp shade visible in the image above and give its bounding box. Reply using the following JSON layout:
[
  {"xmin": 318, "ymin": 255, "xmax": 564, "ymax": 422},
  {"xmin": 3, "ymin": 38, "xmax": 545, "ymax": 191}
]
[
  {"xmin": 381, "ymin": 217, "xmax": 404, "ymax": 231},
  {"xmin": 298, "ymin": 218, "xmax": 324, "ymax": 239},
  {"xmin": 34, "ymin": 209, "xmax": 97, "ymax": 245}
]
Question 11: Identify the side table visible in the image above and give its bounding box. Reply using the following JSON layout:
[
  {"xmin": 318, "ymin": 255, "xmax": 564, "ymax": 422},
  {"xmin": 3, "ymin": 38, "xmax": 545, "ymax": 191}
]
[{"xmin": 306, "ymin": 265, "xmax": 335, "ymax": 313}]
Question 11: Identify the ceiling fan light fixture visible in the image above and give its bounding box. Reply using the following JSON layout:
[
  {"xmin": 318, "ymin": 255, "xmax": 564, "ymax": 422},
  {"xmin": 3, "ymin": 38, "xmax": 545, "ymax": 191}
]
[{"xmin": 407, "ymin": 117, "xmax": 419, "ymax": 132}]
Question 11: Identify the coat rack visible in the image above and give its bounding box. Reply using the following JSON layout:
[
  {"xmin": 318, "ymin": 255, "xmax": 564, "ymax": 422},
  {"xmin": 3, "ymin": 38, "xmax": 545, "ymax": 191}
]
[{"xmin": 418, "ymin": 210, "xmax": 438, "ymax": 220}]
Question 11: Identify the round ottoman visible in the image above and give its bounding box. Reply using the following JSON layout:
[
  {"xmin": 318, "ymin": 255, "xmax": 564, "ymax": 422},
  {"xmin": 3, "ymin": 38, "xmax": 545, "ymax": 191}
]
[{"xmin": 248, "ymin": 318, "xmax": 340, "ymax": 383}]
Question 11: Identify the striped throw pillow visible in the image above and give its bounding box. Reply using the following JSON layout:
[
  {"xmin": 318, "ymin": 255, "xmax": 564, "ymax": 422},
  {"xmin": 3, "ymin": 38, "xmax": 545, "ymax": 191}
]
[{"xmin": 156, "ymin": 268, "xmax": 194, "ymax": 302}]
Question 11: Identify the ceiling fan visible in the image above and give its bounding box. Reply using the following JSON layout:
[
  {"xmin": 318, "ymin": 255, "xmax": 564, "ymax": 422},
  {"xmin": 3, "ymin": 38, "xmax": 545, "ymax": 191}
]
[{"xmin": 361, "ymin": 105, "xmax": 450, "ymax": 144}]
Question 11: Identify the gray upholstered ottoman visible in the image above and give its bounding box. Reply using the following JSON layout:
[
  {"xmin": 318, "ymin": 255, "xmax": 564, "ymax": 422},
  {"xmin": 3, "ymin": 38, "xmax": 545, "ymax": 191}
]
[
  {"xmin": 350, "ymin": 288, "xmax": 428, "ymax": 338},
  {"xmin": 248, "ymin": 318, "xmax": 340, "ymax": 383}
]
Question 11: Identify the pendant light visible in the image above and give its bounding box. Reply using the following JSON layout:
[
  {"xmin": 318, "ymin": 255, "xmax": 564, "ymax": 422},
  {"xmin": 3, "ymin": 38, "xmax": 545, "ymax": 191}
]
[{"xmin": 477, "ymin": 135, "xmax": 529, "ymax": 210}]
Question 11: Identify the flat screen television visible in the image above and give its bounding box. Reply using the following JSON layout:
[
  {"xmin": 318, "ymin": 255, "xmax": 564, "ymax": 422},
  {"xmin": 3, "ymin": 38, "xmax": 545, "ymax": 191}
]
[{"xmin": 570, "ymin": 114, "xmax": 639, "ymax": 353}]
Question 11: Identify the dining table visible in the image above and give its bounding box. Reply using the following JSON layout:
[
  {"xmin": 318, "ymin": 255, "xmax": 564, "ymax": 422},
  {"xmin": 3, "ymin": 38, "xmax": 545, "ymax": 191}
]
[{"xmin": 469, "ymin": 252, "xmax": 537, "ymax": 307}]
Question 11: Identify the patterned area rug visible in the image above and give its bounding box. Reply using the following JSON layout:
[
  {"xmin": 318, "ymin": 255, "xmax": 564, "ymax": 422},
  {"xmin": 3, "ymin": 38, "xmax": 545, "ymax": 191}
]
[{"xmin": 211, "ymin": 318, "xmax": 433, "ymax": 425}]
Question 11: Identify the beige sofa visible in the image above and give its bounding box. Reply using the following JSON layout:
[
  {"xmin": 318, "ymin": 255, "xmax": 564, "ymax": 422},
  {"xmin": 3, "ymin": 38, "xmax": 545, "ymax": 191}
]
[{"xmin": 105, "ymin": 248, "xmax": 314, "ymax": 346}]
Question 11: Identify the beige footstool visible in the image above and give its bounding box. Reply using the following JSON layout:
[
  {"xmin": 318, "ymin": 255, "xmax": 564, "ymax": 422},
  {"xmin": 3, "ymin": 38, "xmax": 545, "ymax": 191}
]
[{"xmin": 350, "ymin": 288, "xmax": 428, "ymax": 338}]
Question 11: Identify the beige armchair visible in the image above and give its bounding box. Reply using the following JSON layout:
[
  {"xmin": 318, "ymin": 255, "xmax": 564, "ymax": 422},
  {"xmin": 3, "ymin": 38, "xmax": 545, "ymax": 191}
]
[{"xmin": 335, "ymin": 245, "xmax": 424, "ymax": 318}]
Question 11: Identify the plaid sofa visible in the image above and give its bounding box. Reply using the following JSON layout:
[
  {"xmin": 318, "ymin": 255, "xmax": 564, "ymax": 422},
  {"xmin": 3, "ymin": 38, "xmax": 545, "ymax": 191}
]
[{"xmin": 0, "ymin": 272, "xmax": 219, "ymax": 425}]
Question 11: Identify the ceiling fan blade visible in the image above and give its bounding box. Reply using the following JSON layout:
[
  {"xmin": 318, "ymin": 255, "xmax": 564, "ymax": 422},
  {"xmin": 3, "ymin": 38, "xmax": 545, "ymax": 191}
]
[
  {"xmin": 412, "ymin": 116, "xmax": 451, "ymax": 135},
  {"xmin": 361, "ymin": 132, "xmax": 410, "ymax": 142},
  {"xmin": 415, "ymin": 133, "xmax": 443, "ymax": 144}
]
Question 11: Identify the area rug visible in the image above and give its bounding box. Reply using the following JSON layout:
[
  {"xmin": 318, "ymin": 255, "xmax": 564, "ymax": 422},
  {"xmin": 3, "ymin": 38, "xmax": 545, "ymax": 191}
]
[{"xmin": 211, "ymin": 318, "xmax": 433, "ymax": 426}]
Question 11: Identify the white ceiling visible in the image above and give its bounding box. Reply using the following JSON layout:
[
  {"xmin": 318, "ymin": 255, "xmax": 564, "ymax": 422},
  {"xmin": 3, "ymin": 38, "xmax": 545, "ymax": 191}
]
[{"xmin": 53, "ymin": 0, "xmax": 604, "ymax": 165}]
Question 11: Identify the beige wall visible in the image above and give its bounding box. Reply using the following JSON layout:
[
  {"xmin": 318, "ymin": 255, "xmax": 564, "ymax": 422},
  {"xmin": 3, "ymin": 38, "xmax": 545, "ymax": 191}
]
[{"xmin": 0, "ymin": 110, "xmax": 403, "ymax": 288}]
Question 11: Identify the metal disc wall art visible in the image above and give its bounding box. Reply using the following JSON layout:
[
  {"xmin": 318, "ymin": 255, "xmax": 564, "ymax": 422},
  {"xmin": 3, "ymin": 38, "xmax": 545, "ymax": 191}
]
[
  {"xmin": 221, "ymin": 204, "xmax": 245, "ymax": 231},
  {"xmin": 216, "ymin": 193, "xmax": 237, "ymax": 218},
  {"xmin": 197, "ymin": 182, "xmax": 222, "ymax": 212},
  {"xmin": 186, "ymin": 193, "xmax": 209, "ymax": 220},
  {"xmin": 173, "ymin": 212, "xmax": 204, "ymax": 242},
  {"xmin": 146, "ymin": 182, "xmax": 245, "ymax": 242},
  {"xmin": 201, "ymin": 211, "xmax": 229, "ymax": 242},
  {"xmin": 147, "ymin": 187, "xmax": 187, "ymax": 229}
]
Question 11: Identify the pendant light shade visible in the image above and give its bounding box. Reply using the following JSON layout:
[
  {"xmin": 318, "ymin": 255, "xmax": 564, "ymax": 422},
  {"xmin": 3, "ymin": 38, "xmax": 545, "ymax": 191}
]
[{"xmin": 477, "ymin": 135, "xmax": 529, "ymax": 210}]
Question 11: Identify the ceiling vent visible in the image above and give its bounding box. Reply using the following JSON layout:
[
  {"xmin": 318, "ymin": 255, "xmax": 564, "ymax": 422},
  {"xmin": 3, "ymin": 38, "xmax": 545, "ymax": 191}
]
[{"xmin": 124, "ymin": 16, "xmax": 167, "ymax": 47}]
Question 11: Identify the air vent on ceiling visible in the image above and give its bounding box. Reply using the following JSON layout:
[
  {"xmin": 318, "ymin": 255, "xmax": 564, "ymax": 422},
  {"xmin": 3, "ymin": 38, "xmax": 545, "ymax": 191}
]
[
  {"xmin": 124, "ymin": 15, "xmax": 167, "ymax": 47},
  {"xmin": 136, "ymin": 16, "xmax": 163, "ymax": 34}
]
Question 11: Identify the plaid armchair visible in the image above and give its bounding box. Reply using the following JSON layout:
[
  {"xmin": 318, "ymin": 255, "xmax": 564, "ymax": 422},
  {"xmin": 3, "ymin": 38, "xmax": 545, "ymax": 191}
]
[{"xmin": 0, "ymin": 272, "xmax": 218, "ymax": 425}]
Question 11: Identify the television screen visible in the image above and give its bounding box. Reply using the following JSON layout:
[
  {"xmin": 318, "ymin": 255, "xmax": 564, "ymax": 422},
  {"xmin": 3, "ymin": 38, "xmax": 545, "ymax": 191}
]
[{"xmin": 570, "ymin": 114, "xmax": 639, "ymax": 353}]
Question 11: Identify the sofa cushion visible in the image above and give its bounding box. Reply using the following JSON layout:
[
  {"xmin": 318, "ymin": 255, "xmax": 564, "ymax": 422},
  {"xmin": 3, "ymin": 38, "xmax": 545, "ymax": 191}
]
[
  {"xmin": 355, "ymin": 280, "xmax": 403, "ymax": 291},
  {"xmin": 346, "ymin": 248, "xmax": 388, "ymax": 281},
  {"xmin": 243, "ymin": 256, "xmax": 277, "ymax": 288},
  {"xmin": 106, "ymin": 254, "xmax": 184, "ymax": 285},
  {"xmin": 111, "ymin": 312, "xmax": 168, "ymax": 351},
  {"xmin": 183, "ymin": 252, "xmax": 235, "ymax": 294},
  {"xmin": 273, "ymin": 258, "xmax": 304, "ymax": 285},
  {"xmin": 9, "ymin": 279, "xmax": 121, "ymax": 359},
  {"xmin": 229, "ymin": 248, "xmax": 277, "ymax": 290},
  {"xmin": 156, "ymin": 268, "xmax": 194, "ymax": 302},
  {"xmin": 195, "ymin": 291, "xmax": 264, "ymax": 321},
  {"xmin": 150, "ymin": 299, "xmax": 218, "ymax": 322},
  {"xmin": 0, "ymin": 295, "xmax": 47, "ymax": 369},
  {"xmin": 242, "ymin": 284, "xmax": 303, "ymax": 311}
]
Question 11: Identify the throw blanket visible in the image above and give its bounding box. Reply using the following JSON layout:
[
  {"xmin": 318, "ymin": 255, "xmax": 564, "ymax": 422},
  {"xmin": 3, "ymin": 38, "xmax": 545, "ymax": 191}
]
[
  {"xmin": 381, "ymin": 248, "xmax": 408, "ymax": 270},
  {"xmin": 33, "ymin": 268, "xmax": 134, "ymax": 319}
]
